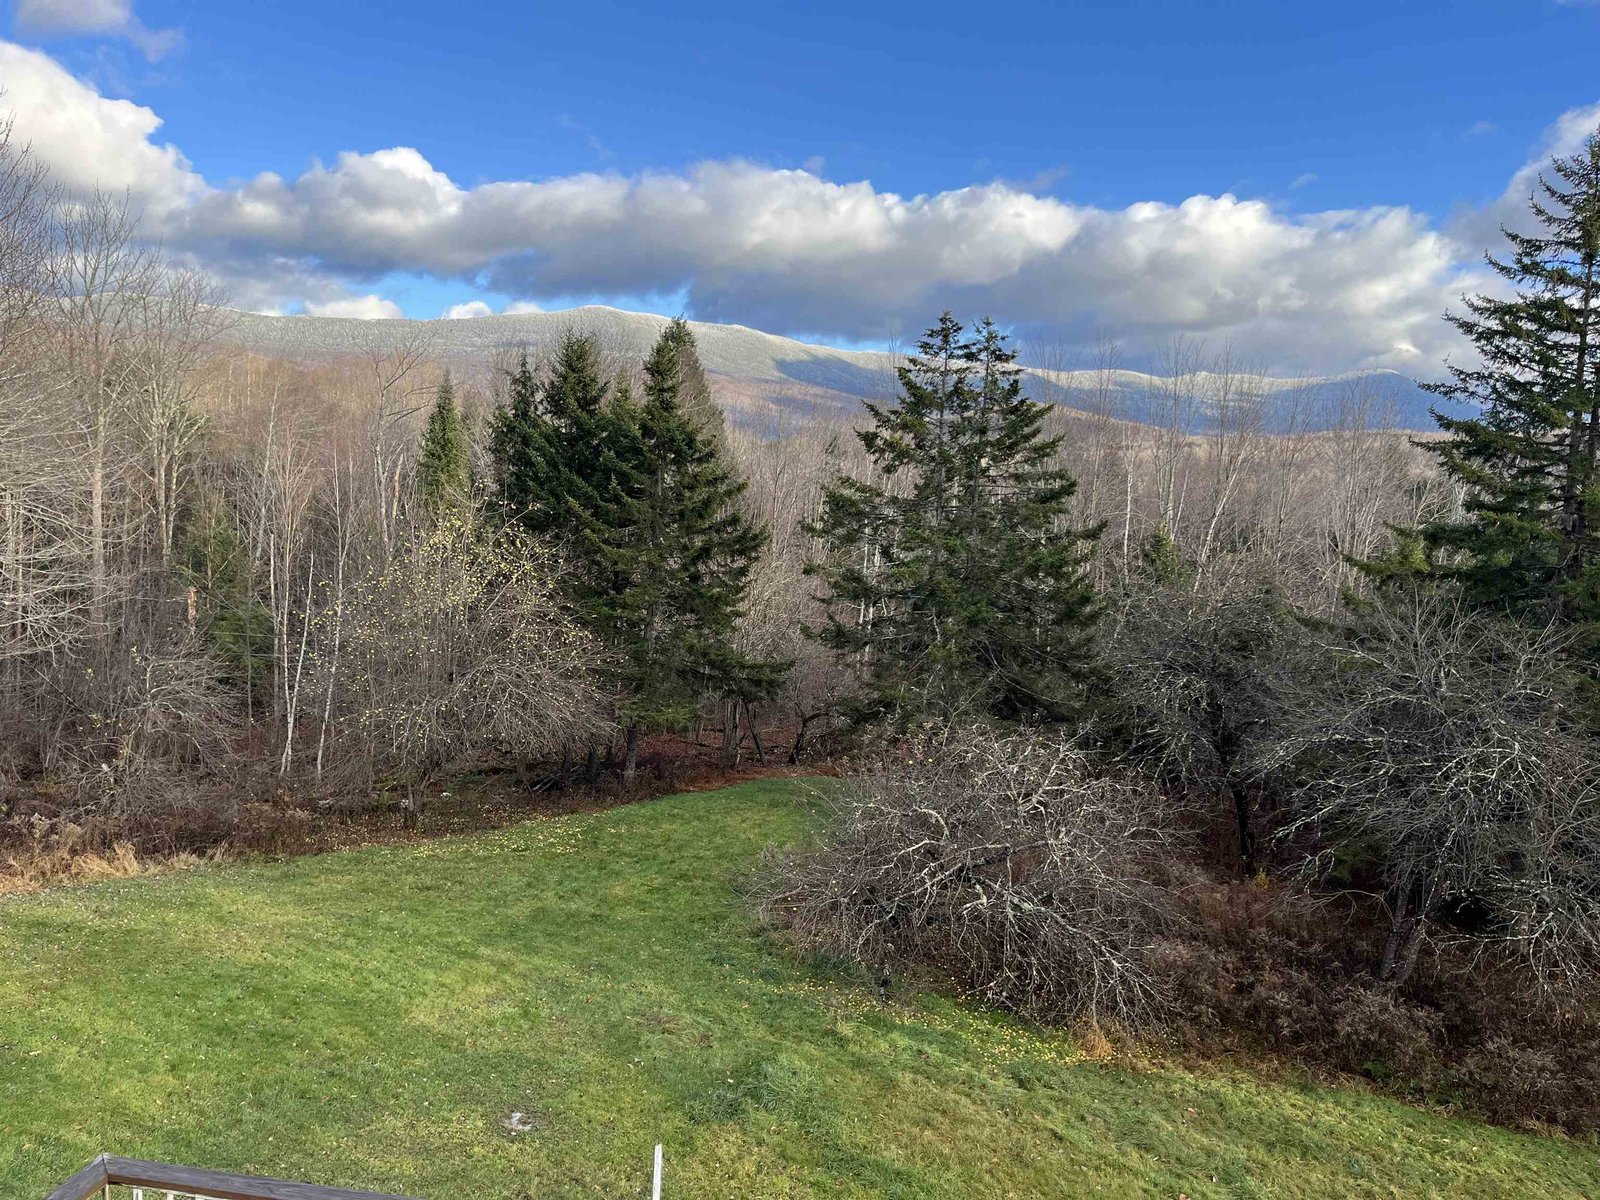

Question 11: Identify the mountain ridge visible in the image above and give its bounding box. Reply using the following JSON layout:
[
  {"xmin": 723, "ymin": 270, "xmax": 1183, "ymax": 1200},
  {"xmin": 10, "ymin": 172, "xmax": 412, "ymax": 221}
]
[{"xmin": 222, "ymin": 305, "xmax": 1443, "ymax": 432}]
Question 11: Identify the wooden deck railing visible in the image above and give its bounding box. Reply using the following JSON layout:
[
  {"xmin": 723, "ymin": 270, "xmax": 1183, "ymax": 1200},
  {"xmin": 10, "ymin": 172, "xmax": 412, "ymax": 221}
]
[{"xmin": 45, "ymin": 1156, "xmax": 423, "ymax": 1200}]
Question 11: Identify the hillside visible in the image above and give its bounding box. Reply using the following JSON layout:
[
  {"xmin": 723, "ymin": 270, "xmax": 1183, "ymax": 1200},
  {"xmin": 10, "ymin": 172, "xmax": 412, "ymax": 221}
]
[
  {"xmin": 3, "ymin": 780, "xmax": 1594, "ymax": 1199},
  {"xmin": 223, "ymin": 306, "xmax": 1444, "ymax": 432}
]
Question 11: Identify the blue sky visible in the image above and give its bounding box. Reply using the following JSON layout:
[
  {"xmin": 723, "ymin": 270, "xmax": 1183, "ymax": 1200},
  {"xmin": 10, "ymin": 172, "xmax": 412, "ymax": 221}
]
[{"xmin": 4, "ymin": 0, "xmax": 1600, "ymax": 370}]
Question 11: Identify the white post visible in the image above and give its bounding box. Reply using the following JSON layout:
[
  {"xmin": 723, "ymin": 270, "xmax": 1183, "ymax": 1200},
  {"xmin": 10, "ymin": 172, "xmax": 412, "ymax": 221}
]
[{"xmin": 651, "ymin": 1143, "xmax": 663, "ymax": 1200}]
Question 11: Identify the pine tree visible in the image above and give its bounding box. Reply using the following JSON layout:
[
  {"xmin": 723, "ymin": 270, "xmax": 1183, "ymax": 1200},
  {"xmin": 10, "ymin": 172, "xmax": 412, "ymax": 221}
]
[
  {"xmin": 1136, "ymin": 524, "xmax": 1190, "ymax": 587},
  {"xmin": 490, "ymin": 335, "xmax": 615, "ymax": 543},
  {"xmin": 416, "ymin": 372, "xmax": 469, "ymax": 511},
  {"xmin": 176, "ymin": 494, "xmax": 274, "ymax": 704},
  {"xmin": 1415, "ymin": 124, "xmax": 1600, "ymax": 622},
  {"xmin": 487, "ymin": 327, "xmax": 781, "ymax": 778},
  {"xmin": 489, "ymin": 354, "xmax": 543, "ymax": 521},
  {"xmin": 660, "ymin": 315, "xmax": 726, "ymax": 442},
  {"xmin": 585, "ymin": 326, "xmax": 776, "ymax": 779},
  {"xmin": 806, "ymin": 313, "xmax": 1101, "ymax": 725}
]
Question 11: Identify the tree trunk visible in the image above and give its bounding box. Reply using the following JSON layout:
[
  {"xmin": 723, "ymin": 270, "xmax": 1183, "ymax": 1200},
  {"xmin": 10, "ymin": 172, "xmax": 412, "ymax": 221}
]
[
  {"xmin": 1230, "ymin": 780, "xmax": 1256, "ymax": 878},
  {"xmin": 622, "ymin": 725, "xmax": 641, "ymax": 784},
  {"xmin": 88, "ymin": 443, "xmax": 106, "ymax": 634},
  {"xmin": 1379, "ymin": 881, "xmax": 1427, "ymax": 986},
  {"xmin": 744, "ymin": 699, "xmax": 766, "ymax": 765},
  {"xmin": 790, "ymin": 711, "xmax": 822, "ymax": 764},
  {"xmin": 721, "ymin": 697, "xmax": 740, "ymax": 767}
]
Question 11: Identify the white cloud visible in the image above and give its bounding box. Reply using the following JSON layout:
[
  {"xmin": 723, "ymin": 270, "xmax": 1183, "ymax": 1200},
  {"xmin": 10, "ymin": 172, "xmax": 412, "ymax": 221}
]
[
  {"xmin": 302, "ymin": 294, "xmax": 404, "ymax": 320},
  {"xmin": 13, "ymin": 0, "xmax": 181, "ymax": 60},
  {"xmin": 443, "ymin": 299, "xmax": 542, "ymax": 318},
  {"xmin": 0, "ymin": 42, "xmax": 201, "ymax": 207},
  {"xmin": 1448, "ymin": 102, "xmax": 1600, "ymax": 260},
  {"xmin": 165, "ymin": 150, "xmax": 1464, "ymax": 368},
  {"xmin": 4, "ymin": 40, "xmax": 1596, "ymax": 373}
]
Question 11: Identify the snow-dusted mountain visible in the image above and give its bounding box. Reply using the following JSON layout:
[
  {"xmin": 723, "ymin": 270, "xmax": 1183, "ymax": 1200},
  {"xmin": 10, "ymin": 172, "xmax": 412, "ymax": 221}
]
[{"xmin": 223, "ymin": 305, "xmax": 1442, "ymax": 432}]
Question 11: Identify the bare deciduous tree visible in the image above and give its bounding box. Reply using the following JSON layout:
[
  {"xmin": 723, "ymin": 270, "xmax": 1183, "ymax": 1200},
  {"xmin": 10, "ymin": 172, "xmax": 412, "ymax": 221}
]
[
  {"xmin": 1270, "ymin": 592, "xmax": 1600, "ymax": 989},
  {"xmin": 316, "ymin": 515, "xmax": 611, "ymax": 822},
  {"xmin": 1100, "ymin": 573, "xmax": 1301, "ymax": 875}
]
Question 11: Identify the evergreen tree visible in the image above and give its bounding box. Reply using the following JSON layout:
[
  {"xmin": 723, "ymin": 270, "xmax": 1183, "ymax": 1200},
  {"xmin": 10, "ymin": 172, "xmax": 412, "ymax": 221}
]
[
  {"xmin": 176, "ymin": 494, "xmax": 274, "ymax": 704},
  {"xmin": 806, "ymin": 313, "xmax": 1101, "ymax": 725},
  {"xmin": 586, "ymin": 325, "xmax": 776, "ymax": 778},
  {"xmin": 416, "ymin": 372, "xmax": 469, "ymax": 511},
  {"xmin": 660, "ymin": 315, "xmax": 726, "ymax": 442},
  {"xmin": 489, "ymin": 354, "xmax": 543, "ymax": 521},
  {"xmin": 489, "ymin": 335, "xmax": 615, "ymax": 543},
  {"xmin": 1136, "ymin": 524, "xmax": 1190, "ymax": 587},
  {"xmin": 488, "ymin": 326, "xmax": 781, "ymax": 778},
  {"xmin": 539, "ymin": 330, "xmax": 614, "ymax": 525},
  {"xmin": 1412, "ymin": 125, "xmax": 1600, "ymax": 622}
]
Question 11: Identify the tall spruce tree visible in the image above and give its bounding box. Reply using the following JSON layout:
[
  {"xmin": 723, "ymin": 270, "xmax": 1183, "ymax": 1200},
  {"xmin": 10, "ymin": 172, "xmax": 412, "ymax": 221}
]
[
  {"xmin": 490, "ymin": 333, "xmax": 616, "ymax": 544},
  {"xmin": 1414, "ymin": 124, "xmax": 1600, "ymax": 623},
  {"xmin": 416, "ymin": 372, "xmax": 469, "ymax": 511},
  {"xmin": 806, "ymin": 313, "xmax": 1101, "ymax": 725},
  {"xmin": 586, "ymin": 325, "xmax": 776, "ymax": 779},
  {"xmin": 660, "ymin": 315, "xmax": 726, "ymax": 442},
  {"xmin": 489, "ymin": 354, "xmax": 543, "ymax": 521}
]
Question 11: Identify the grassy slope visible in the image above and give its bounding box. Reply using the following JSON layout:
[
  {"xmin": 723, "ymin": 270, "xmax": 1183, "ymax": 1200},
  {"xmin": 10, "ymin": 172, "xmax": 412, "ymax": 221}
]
[{"xmin": 0, "ymin": 780, "xmax": 1594, "ymax": 1199}]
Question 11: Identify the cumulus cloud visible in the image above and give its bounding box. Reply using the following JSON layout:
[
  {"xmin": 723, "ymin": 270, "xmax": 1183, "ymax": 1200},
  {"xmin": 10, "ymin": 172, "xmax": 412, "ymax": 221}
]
[
  {"xmin": 159, "ymin": 150, "xmax": 1467, "ymax": 369},
  {"xmin": 442, "ymin": 299, "xmax": 545, "ymax": 318},
  {"xmin": 13, "ymin": 0, "xmax": 181, "ymax": 60},
  {"xmin": 3, "ymin": 39, "xmax": 1593, "ymax": 372},
  {"xmin": 302, "ymin": 294, "xmax": 404, "ymax": 320},
  {"xmin": 0, "ymin": 42, "xmax": 201, "ymax": 206}
]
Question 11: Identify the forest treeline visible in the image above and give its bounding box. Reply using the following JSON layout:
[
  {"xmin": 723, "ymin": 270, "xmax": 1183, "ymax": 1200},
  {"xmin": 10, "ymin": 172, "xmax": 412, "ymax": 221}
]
[{"xmin": 5, "ymin": 114, "xmax": 1600, "ymax": 1131}]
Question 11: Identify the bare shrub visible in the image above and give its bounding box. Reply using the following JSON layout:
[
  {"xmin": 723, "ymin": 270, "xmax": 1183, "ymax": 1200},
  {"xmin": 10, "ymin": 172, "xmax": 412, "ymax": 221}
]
[
  {"xmin": 757, "ymin": 725, "xmax": 1178, "ymax": 1028},
  {"xmin": 79, "ymin": 635, "xmax": 237, "ymax": 773},
  {"xmin": 1456, "ymin": 1031, "xmax": 1600, "ymax": 1132},
  {"xmin": 1328, "ymin": 984, "xmax": 1445, "ymax": 1083},
  {"xmin": 1269, "ymin": 591, "xmax": 1600, "ymax": 989},
  {"xmin": 316, "ymin": 515, "xmax": 612, "ymax": 813},
  {"xmin": 1099, "ymin": 574, "xmax": 1305, "ymax": 874}
]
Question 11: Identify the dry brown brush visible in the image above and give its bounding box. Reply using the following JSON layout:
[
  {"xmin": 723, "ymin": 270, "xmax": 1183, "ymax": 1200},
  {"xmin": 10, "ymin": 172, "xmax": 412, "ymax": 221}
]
[{"xmin": 757, "ymin": 725, "xmax": 1180, "ymax": 1028}]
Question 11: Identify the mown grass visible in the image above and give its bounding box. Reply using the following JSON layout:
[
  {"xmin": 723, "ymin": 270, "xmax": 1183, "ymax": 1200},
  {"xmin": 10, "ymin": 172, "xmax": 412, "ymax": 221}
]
[{"xmin": 0, "ymin": 778, "xmax": 1595, "ymax": 1198}]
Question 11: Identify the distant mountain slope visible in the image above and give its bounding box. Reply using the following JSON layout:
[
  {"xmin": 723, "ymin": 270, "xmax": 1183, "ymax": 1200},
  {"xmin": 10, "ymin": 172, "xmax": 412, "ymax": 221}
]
[
  {"xmin": 1031, "ymin": 366, "xmax": 1445, "ymax": 433},
  {"xmin": 223, "ymin": 305, "xmax": 1445, "ymax": 432}
]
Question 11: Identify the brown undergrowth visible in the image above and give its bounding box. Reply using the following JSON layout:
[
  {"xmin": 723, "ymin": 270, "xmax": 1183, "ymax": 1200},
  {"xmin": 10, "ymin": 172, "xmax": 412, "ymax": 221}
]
[
  {"xmin": 1, "ymin": 730, "xmax": 824, "ymax": 897},
  {"xmin": 1151, "ymin": 870, "xmax": 1600, "ymax": 1135}
]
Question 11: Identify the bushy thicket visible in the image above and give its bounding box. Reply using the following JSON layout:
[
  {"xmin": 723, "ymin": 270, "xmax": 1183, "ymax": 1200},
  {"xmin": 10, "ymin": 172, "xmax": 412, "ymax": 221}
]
[
  {"xmin": 756, "ymin": 726, "xmax": 1178, "ymax": 1027},
  {"xmin": 1271, "ymin": 595, "xmax": 1600, "ymax": 990},
  {"xmin": 313, "ymin": 516, "xmax": 613, "ymax": 815},
  {"xmin": 763, "ymin": 576, "xmax": 1600, "ymax": 1131},
  {"xmin": 1159, "ymin": 869, "xmax": 1600, "ymax": 1133}
]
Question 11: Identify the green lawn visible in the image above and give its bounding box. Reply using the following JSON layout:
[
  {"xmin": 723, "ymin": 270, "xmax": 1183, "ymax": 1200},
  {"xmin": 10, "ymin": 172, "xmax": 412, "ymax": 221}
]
[{"xmin": 0, "ymin": 779, "xmax": 1594, "ymax": 1199}]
